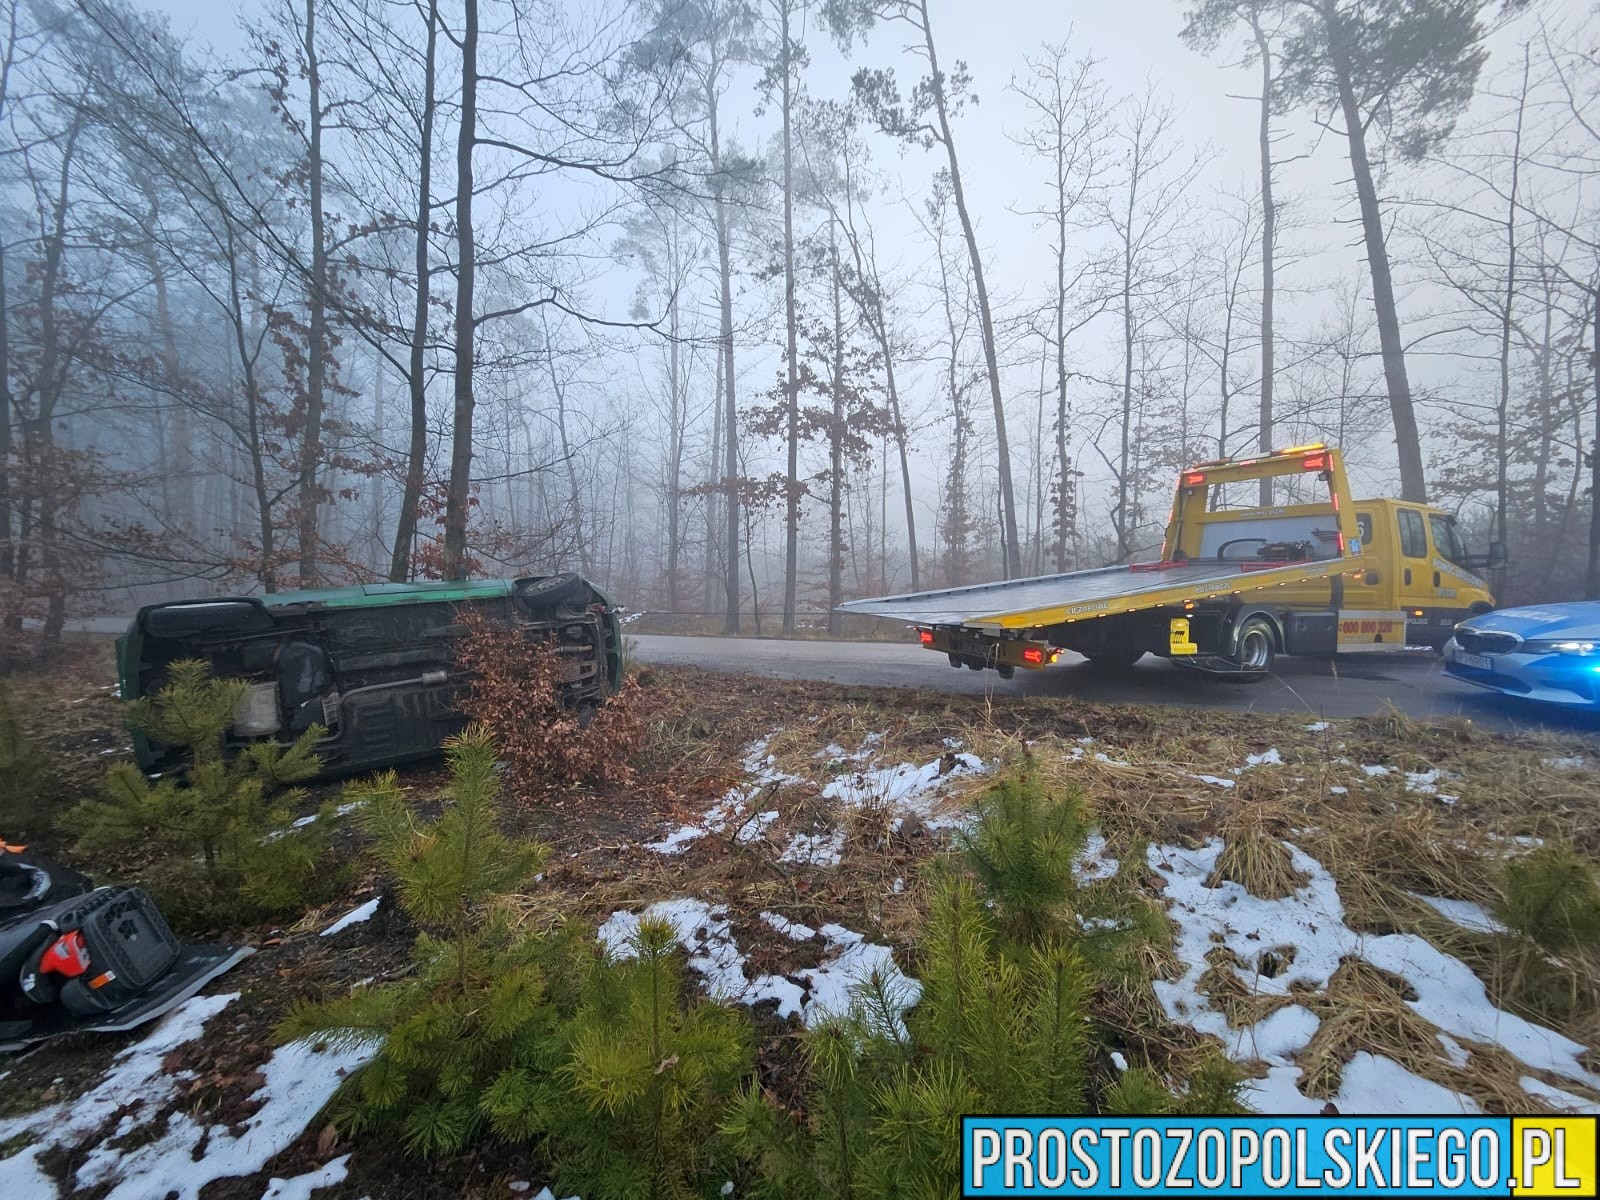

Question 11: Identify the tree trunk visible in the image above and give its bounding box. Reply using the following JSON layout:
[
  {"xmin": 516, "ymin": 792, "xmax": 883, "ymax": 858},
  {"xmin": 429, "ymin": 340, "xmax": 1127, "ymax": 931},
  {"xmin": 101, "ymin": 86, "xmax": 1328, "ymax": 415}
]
[
  {"xmin": 708, "ymin": 72, "xmax": 740, "ymax": 633},
  {"xmin": 779, "ymin": 0, "xmax": 800, "ymax": 634},
  {"xmin": 0, "ymin": 0, "xmax": 15, "ymax": 622},
  {"xmin": 1052, "ymin": 108, "xmax": 1072, "ymax": 573},
  {"xmin": 1586, "ymin": 286, "xmax": 1600, "ymax": 600},
  {"xmin": 228, "ymin": 238, "xmax": 277, "ymax": 593},
  {"xmin": 0, "ymin": 227, "xmax": 11, "ymax": 600},
  {"xmin": 706, "ymin": 321, "xmax": 723, "ymax": 611},
  {"xmin": 443, "ymin": 0, "xmax": 477, "ymax": 579},
  {"xmin": 1327, "ymin": 14, "xmax": 1425, "ymax": 501},
  {"xmin": 1494, "ymin": 49, "xmax": 1528, "ymax": 599},
  {"xmin": 297, "ymin": 0, "xmax": 328, "ymax": 584},
  {"xmin": 827, "ymin": 223, "xmax": 845, "ymax": 635},
  {"xmin": 1252, "ymin": 11, "xmax": 1276, "ymax": 503},
  {"xmin": 665, "ymin": 251, "xmax": 682, "ymax": 609},
  {"xmin": 389, "ymin": 0, "xmax": 438, "ymax": 582},
  {"xmin": 919, "ymin": 0, "xmax": 1021, "ymax": 578},
  {"xmin": 1117, "ymin": 163, "xmax": 1136, "ymax": 561},
  {"xmin": 29, "ymin": 111, "xmax": 85, "ymax": 641},
  {"xmin": 538, "ymin": 309, "xmax": 590, "ymax": 577},
  {"xmin": 840, "ymin": 214, "xmax": 918, "ymax": 590}
]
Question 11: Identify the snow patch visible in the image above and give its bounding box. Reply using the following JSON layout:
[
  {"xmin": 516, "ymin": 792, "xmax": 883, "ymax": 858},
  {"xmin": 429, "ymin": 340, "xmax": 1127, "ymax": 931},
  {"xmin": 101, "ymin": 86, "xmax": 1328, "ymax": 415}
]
[
  {"xmin": 1304, "ymin": 721, "xmax": 1331, "ymax": 733},
  {"xmin": 0, "ymin": 992, "xmax": 373, "ymax": 1200},
  {"xmin": 761, "ymin": 911, "xmax": 817, "ymax": 942},
  {"xmin": 321, "ymin": 897, "xmax": 380, "ymax": 936},
  {"xmin": 643, "ymin": 736, "xmax": 803, "ymax": 854},
  {"xmin": 598, "ymin": 899, "xmax": 919, "ymax": 1034},
  {"xmin": 79, "ymin": 1037, "xmax": 375, "ymax": 1200},
  {"xmin": 819, "ymin": 752, "xmax": 986, "ymax": 830},
  {"xmin": 1072, "ymin": 832, "xmax": 1119, "ymax": 883},
  {"xmin": 1543, "ymin": 756, "xmax": 1586, "ymax": 771},
  {"xmin": 259, "ymin": 1156, "xmax": 351, "ymax": 1200},
  {"xmin": 1245, "ymin": 748, "xmax": 1283, "ymax": 767},
  {"xmin": 1520, "ymin": 1076, "xmax": 1600, "ymax": 1114},
  {"xmin": 779, "ymin": 829, "xmax": 845, "ymax": 868},
  {"xmin": 1407, "ymin": 893, "xmax": 1507, "ymax": 935},
  {"xmin": 0, "ymin": 992, "xmax": 238, "ymax": 1200},
  {"xmin": 1149, "ymin": 839, "xmax": 1600, "ymax": 1114}
]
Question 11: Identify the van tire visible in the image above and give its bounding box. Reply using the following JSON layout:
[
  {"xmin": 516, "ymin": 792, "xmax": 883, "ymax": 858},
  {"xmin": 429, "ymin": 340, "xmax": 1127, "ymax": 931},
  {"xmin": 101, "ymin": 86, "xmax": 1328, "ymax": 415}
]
[{"xmin": 517, "ymin": 573, "xmax": 589, "ymax": 614}]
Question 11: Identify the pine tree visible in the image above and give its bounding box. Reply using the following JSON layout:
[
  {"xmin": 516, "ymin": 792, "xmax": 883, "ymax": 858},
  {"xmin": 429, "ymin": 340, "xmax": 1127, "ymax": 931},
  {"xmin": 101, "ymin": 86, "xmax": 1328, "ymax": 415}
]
[
  {"xmin": 1497, "ymin": 844, "xmax": 1600, "ymax": 955},
  {"xmin": 957, "ymin": 762, "xmax": 1088, "ymax": 947},
  {"xmin": 63, "ymin": 659, "xmax": 339, "ymax": 923},
  {"xmin": 0, "ymin": 682, "xmax": 52, "ymax": 840},
  {"xmin": 278, "ymin": 725, "xmax": 568, "ymax": 1157},
  {"xmin": 544, "ymin": 916, "xmax": 752, "ymax": 1200}
]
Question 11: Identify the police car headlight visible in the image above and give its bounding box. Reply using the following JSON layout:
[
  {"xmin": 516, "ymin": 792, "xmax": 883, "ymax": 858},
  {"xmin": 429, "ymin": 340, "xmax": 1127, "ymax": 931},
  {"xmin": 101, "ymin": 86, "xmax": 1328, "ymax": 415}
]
[{"xmin": 1523, "ymin": 639, "xmax": 1599, "ymax": 656}]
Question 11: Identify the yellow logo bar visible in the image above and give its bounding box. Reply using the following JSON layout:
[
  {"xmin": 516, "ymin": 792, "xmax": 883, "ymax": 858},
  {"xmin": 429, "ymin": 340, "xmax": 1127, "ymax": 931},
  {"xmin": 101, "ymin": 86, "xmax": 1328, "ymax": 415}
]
[{"xmin": 1512, "ymin": 1118, "xmax": 1597, "ymax": 1197}]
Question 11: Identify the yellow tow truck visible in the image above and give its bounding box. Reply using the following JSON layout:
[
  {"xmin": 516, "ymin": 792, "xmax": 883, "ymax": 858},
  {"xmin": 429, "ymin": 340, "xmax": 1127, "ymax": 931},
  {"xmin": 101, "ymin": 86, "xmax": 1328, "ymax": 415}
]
[{"xmin": 837, "ymin": 445, "xmax": 1500, "ymax": 679}]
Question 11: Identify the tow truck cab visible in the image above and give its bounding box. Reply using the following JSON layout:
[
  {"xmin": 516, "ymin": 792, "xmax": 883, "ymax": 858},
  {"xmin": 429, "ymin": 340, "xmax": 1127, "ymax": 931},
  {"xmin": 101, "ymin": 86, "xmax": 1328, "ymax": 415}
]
[{"xmin": 842, "ymin": 445, "xmax": 1498, "ymax": 677}]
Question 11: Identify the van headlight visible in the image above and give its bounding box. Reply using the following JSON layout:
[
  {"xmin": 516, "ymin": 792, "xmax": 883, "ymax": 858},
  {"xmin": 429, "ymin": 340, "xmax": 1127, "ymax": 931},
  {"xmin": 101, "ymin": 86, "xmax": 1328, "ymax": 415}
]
[{"xmin": 1523, "ymin": 639, "xmax": 1599, "ymax": 655}]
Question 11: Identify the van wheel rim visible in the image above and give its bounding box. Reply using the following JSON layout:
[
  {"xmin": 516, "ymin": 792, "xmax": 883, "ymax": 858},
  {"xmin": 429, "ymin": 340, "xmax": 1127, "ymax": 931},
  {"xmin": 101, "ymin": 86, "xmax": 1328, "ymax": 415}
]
[{"xmin": 1239, "ymin": 630, "xmax": 1270, "ymax": 670}]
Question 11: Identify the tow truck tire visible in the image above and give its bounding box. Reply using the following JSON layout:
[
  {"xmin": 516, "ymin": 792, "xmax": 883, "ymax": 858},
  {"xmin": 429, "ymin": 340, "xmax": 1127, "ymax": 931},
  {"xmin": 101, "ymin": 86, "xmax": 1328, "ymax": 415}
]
[
  {"xmin": 948, "ymin": 653, "xmax": 964, "ymax": 669},
  {"xmin": 996, "ymin": 664, "xmax": 1016, "ymax": 680},
  {"xmin": 1230, "ymin": 616, "xmax": 1276, "ymax": 680}
]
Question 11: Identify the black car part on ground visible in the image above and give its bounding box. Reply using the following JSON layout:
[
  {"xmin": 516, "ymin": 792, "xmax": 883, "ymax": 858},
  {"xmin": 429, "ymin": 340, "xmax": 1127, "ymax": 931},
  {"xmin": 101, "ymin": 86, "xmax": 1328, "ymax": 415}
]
[{"xmin": 0, "ymin": 845, "xmax": 251, "ymax": 1053}]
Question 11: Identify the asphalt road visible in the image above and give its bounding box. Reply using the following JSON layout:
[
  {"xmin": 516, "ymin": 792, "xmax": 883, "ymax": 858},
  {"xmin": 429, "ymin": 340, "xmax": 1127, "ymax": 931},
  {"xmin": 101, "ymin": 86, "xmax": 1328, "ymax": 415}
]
[
  {"xmin": 628, "ymin": 633, "xmax": 1600, "ymax": 735},
  {"xmin": 59, "ymin": 618, "xmax": 1596, "ymax": 735}
]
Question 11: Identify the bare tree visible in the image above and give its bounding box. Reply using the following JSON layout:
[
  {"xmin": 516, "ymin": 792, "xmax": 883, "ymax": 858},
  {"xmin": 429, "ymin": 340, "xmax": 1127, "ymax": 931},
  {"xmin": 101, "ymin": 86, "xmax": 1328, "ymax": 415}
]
[
  {"xmin": 1010, "ymin": 41, "xmax": 1108, "ymax": 572},
  {"xmin": 831, "ymin": 0, "xmax": 1023, "ymax": 579},
  {"xmin": 1096, "ymin": 86, "xmax": 1205, "ymax": 561}
]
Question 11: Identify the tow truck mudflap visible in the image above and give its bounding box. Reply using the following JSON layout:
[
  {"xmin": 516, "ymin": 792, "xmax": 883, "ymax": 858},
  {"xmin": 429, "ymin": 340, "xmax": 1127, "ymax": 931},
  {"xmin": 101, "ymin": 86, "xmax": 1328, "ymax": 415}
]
[{"xmin": 915, "ymin": 627, "xmax": 1060, "ymax": 671}]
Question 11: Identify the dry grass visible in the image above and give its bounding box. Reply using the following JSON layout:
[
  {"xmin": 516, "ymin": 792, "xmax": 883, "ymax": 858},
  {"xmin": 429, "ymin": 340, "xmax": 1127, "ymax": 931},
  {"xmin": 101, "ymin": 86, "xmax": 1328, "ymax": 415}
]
[
  {"xmin": 1207, "ymin": 807, "xmax": 1309, "ymax": 899},
  {"xmin": 22, "ymin": 646, "xmax": 1600, "ymax": 1120}
]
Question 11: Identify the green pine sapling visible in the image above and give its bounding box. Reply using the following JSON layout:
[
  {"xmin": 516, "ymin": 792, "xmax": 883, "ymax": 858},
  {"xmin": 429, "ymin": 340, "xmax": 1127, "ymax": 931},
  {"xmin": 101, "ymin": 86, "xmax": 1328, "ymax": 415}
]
[
  {"xmin": 63, "ymin": 659, "xmax": 341, "ymax": 924},
  {"xmin": 278, "ymin": 724, "xmax": 568, "ymax": 1158}
]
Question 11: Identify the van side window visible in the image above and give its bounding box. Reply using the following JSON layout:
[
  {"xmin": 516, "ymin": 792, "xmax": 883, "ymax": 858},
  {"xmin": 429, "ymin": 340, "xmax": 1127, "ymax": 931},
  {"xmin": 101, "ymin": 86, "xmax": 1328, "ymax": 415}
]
[{"xmin": 1397, "ymin": 509, "xmax": 1428, "ymax": 558}]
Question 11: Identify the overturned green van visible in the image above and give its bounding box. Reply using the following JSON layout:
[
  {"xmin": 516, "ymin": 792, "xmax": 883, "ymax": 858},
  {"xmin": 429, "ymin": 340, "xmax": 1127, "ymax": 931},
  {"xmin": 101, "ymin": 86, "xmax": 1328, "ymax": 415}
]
[{"xmin": 117, "ymin": 574, "xmax": 624, "ymax": 777}]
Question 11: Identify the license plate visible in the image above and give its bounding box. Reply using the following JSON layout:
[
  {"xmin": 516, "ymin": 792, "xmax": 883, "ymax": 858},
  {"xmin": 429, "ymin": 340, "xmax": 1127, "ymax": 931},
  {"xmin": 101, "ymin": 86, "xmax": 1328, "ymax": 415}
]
[{"xmin": 1455, "ymin": 651, "xmax": 1492, "ymax": 671}]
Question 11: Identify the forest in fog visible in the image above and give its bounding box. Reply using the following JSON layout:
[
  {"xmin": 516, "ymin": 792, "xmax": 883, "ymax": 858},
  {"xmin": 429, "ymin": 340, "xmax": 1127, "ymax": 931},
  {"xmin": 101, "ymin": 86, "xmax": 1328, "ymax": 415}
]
[{"xmin": 1, "ymin": 0, "xmax": 1598, "ymax": 640}]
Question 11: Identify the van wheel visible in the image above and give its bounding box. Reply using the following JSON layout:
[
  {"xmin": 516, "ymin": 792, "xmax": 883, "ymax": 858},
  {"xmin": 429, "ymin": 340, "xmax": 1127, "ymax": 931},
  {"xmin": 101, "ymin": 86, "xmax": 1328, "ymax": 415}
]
[
  {"xmin": 517, "ymin": 573, "xmax": 589, "ymax": 614},
  {"xmin": 1231, "ymin": 617, "xmax": 1276, "ymax": 680}
]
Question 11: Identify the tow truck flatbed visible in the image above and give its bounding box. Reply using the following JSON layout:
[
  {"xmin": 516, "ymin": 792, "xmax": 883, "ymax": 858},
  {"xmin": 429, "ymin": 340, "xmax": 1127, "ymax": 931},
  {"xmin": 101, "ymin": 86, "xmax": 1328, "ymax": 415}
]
[{"xmin": 836, "ymin": 557, "xmax": 1354, "ymax": 630}]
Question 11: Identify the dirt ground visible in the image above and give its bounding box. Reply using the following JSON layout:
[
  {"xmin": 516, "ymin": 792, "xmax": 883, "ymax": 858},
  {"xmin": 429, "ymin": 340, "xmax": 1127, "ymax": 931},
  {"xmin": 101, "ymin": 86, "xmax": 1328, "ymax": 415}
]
[{"xmin": 4, "ymin": 642, "xmax": 1600, "ymax": 1198}]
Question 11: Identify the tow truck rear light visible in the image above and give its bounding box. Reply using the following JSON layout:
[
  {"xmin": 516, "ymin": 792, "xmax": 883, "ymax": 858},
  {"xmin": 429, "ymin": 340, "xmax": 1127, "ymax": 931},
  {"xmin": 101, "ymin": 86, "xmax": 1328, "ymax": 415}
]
[
  {"xmin": 1023, "ymin": 647, "xmax": 1045, "ymax": 664},
  {"xmin": 918, "ymin": 629, "xmax": 934, "ymax": 646},
  {"xmin": 1183, "ymin": 471, "xmax": 1207, "ymax": 487},
  {"xmin": 1301, "ymin": 453, "xmax": 1328, "ymax": 471}
]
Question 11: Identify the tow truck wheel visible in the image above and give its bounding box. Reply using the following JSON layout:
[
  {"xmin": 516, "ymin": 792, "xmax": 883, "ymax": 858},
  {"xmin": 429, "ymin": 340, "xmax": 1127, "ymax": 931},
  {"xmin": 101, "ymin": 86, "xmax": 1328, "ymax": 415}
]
[
  {"xmin": 996, "ymin": 664, "xmax": 1016, "ymax": 680},
  {"xmin": 948, "ymin": 652, "xmax": 963, "ymax": 669},
  {"xmin": 1231, "ymin": 616, "xmax": 1276, "ymax": 679}
]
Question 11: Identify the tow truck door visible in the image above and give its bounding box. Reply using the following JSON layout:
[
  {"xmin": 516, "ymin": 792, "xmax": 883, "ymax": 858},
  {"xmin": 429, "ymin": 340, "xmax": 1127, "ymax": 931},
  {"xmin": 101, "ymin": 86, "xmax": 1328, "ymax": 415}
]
[{"xmin": 1393, "ymin": 507, "xmax": 1437, "ymax": 617}]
